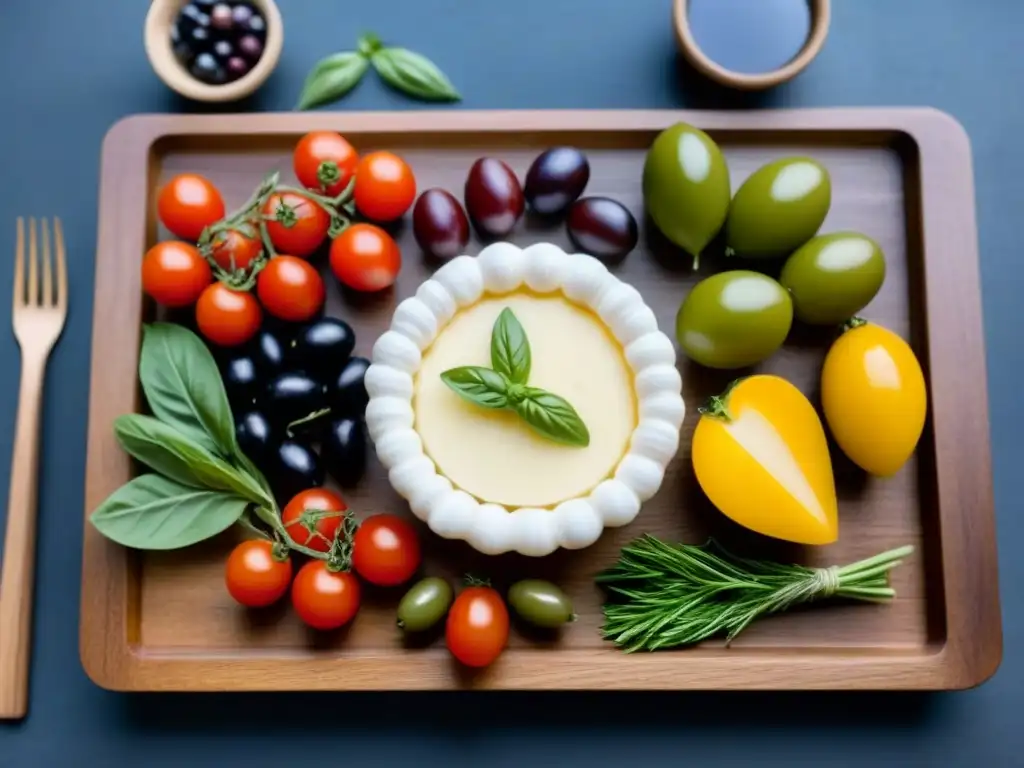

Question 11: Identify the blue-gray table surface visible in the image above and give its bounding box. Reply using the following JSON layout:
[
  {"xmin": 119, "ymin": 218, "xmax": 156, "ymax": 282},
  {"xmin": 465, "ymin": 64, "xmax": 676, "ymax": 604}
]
[{"xmin": 0, "ymin": 0, "xmax": 1021, "ymax": 764}]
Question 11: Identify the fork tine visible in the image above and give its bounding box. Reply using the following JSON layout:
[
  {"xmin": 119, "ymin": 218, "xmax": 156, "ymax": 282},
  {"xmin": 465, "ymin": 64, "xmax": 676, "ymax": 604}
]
[
  {"xmin": 54, "ymin": 217, "xmax": 67, "ymax": 309},
  {"xmin": 27, "ymin": 218, "xmax": 38, "ymax": 306},
  {"xmin": 13, "ymin": 217, "xmax": 24, "ymax": 309},
  {"xmin": 41, "ymin": 218, "xmax": 52, "ymax": 307}
]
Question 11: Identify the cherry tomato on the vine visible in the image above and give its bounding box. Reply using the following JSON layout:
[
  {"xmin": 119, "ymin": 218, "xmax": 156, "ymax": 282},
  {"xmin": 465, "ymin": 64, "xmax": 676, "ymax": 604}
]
[
  {"xmin": 281, "ymin": 488, "xmax": 347, "ymax": 554},
  {"xmin": 212, "ymin": 228, "xmax": 262, "ymax": 272},
  {"xmin": 446, "ymin": 586, "xmax": 509, "ymax": 668},
  {"xmin": 291, "ymin": 561, "xmax": 361, "ymax": 630},
  {"xmin": 294, "ymin": 131, "xmax": 359, "ymax": 197},
  {"xmin": 141, "ymin": 241, "xmax": 212, "ymax": 307},
  {"xmin": 353, "ymin": 151, "xmax": 416, "ymax": 222},
  {"xmin": 195, "ymin": 282, "xmax": 262, "ymax": 347},
  {"xmin": 351, "ymin": 513, "xmax": 421, "ymax": 587},
  {"xmin": 256, "ymin": 255, "xmax": 325, "ymax": 323},
  {"xmin": 329, "ymin": 223, "xmax": 401, "ymax": 292},
  {"xmin": 158, "ymin": 173, "xmax": 225, "ymax": 242},
  {"xmin": 225, "ymin": 540, "xmax": 293, "ymax": 608},
  {"xmin": 262, "ymin": 192, "xmax": 330, "ymax": 258}
]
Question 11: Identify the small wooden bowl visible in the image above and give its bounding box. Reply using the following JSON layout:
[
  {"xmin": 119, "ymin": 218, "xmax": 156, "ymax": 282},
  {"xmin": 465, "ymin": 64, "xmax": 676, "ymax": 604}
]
[
  {"xmin": 145, "ymin": 0, "xmax": 284, "ymax": 102},
  {"xmin": 673, "ymin": 0, "xmax": 830, "ymax": 90}
]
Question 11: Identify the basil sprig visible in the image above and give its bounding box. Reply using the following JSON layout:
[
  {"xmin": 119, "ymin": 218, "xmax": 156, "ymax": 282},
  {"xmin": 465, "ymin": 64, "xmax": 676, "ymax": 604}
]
[
  {"xmin": 90, "ymin": 323, "xmax": 276, "ymax": 550},
  {"xmin": 297, "ymin": 32, "xmax": 460, "ymax": 110},
  {"xmin": 440, "ymin": 308, "xmax": 590, "ymax": 448}
]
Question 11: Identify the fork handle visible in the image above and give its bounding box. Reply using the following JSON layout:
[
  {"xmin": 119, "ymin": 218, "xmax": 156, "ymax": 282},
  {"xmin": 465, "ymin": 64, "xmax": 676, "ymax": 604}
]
[{"xmin": 0, "ymin": 352, "xmax": 46, "ymax": 720}]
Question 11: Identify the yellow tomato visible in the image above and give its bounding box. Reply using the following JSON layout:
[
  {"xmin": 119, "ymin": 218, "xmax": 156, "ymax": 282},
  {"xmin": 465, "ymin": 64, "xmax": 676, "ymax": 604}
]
[
  {"xmin": 692, "ymin": 375, "xmax": 838, "ymax": 545},
  {"xmin": 821, "ymin": 319, "xmax": 927, "ymax": 477}
]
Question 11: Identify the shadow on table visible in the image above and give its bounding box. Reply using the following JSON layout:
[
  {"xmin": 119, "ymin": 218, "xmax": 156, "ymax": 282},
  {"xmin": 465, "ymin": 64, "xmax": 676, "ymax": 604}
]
[
  {"xmin": 117, "ymin": 690, "xmax": 937, "ymax": 735},
  {"xmin": 667, "ymin": 48, "xmax": 809, "ymax": 111}
]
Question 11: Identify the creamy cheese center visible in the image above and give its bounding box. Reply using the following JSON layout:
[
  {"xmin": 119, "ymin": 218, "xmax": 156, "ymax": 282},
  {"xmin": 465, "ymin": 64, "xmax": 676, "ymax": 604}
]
[{"xmin": 414, "ymin": 292, "xmax": 637, "ymax": 508}]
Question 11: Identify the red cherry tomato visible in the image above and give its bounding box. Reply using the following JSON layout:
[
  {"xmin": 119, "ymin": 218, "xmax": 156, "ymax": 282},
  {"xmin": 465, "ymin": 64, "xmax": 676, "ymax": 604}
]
[
  {"xmin": 329, "ymin": 224, "xmax": 401, "ymax": 292},
  {"xmin": 225, "ymin": 540, "xmax": 293, "ymax": 608},
  {"xmin": 353, "ymin": 151, "xmax": 416, "ymax": 222},
  {"xmin": 262, "ymin": 192, "xmax": 330, "ymax": 258},
  {"xmin": 212, "ymin": 228, "xmax": 262, "ymax": 271},
  {"xmin": 281, "ymin": 488, "xmax": 347, "ymax": 554},
  {"xmin": 291, "ymin": 561, "xmax": 361, "ymax": 630},
  {"xmin": 294, "ymin": 131, "xmax": 359, "ymax": 197},
  {"xmin": 195, "ymin": 282, "xmax": 262, "ymax": 347},
  {"xmin": 446, "ymin": 586, "xmax": 509, "ymax": 668},
  {"xmin": 256, "ymin": 255, "xmax": 325, "ymax": 323},
  {"xmin": 141, "ymin": 241, "xmax": 212, "ymax": 307},
  {"xmin": 351, "ymin": 513, "xmax": 421, "ymax": 587},
  {"xmin": 157, "ymin": 173, "xmax": 225, "ymax": 242}
]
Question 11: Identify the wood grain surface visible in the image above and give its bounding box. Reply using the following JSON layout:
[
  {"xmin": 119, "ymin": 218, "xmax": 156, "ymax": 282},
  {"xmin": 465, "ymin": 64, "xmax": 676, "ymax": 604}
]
[{"xmin": 79, "ymin": 109, "xmax": 1000, "ymax": 691}]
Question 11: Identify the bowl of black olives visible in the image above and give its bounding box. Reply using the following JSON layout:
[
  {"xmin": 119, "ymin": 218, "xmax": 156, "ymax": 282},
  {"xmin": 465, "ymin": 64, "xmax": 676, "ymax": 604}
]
[{"xmin": 145, "ymin": 0, "xmax": 283, "ymax": 102}]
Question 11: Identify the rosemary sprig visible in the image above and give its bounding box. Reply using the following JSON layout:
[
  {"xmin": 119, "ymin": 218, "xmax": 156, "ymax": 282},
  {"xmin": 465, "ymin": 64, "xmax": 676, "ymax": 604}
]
[{"xmin": 596, "ymin": 535, "xmax": 913, "ymax": 652}]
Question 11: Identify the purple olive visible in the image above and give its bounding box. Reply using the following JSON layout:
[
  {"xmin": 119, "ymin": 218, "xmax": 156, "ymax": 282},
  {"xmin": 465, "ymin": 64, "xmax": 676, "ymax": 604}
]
[
  {"xmin": 524, "ymin": 147, "xmax": 590, "ymax": 217},
  {"xmin": 566, "ymin": 197, "xmax": 638, "ymax": 263},
  {"xmin": 238, "ymin": 33, "xmax": 263, "ymax": 60},
  {"xmin": 413, "ymin": 189, "xmax": 471, "ymax": 260},
  {"xmin": 210, "ymin": 3, "xmax": 234, "ymax": 30},
  {"xmin": 231, "ymin": 3, "xmax": 255, "ymax": 26},
  {"xmin": 464, "ymin": 158, "xmax": 524, "ymax": 239}
]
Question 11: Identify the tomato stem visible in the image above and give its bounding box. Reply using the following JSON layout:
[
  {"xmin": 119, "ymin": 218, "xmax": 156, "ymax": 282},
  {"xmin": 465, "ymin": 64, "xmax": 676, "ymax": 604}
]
[
  {"xmin": 326, "ymin": 512, "xmax": 359, "ymax": 572},
  {"xmin": 463, "ymin": 573, "xmax": 491, "ymax": 588}
]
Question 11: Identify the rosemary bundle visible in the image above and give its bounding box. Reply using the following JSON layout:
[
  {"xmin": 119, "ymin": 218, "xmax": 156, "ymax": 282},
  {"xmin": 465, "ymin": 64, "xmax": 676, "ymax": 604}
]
[{"xmin": 596, "ymin": 535, "xmax": 914, "ymax": 652}]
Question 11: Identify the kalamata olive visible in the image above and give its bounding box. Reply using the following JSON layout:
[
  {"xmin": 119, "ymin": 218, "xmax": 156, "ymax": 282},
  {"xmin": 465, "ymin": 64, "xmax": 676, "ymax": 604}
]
[
  {"xmin": 238, "ymin": 33, "xmax": 263, "ymax": 60},
  {"xmin": 566, "ymin": 197, "xmax": 638, "ymax": 262},
  {"xmin": 210, "ymin": 3, "xmax": 234, "ymax": 30},
  {"xmin": 235, "ymin": 411, "xmax": 276, "ymax": 465},
  {"xmin": 269, "ymin": 440, "xmax": 325, "ymax": 502},
  {"xmin": 397, "ymin": 577, "xmax": 454, "ymax": 633},
  {"xmin": 412, "ymin": 189, "xmax": 470, "ymax": 260},
  {"xmin": 329, "ymin": 356, "xmax": 370, "ymax": 417},
  {"xmin": 524, "ymin": 147, "xmax": 590, "ymax": 216},
  {"xmin": 265, "ymin": 372, "xmax": 327, "ymax": 426},
  {"xmin": 250, "ymin": 329, "xmax": 285, "ymax": 374},
  {"xmin": 221, "ymin": 354, "xmax": 260, "ymax": 410},
  {"xmin": 321, "ymin": 418, "xmax": 367, "ymax": 487},
  {"xmin": 464, "ymin": 158, "xmax": 524, "ymax": 239},
  {"xmin": 190, "ymin": 52, "xmax": 226, "ymax": 84},
  {"xmin": 289, "ymin": 318, "xmax": 355, "ymax": 380},
  {"xmin": 226, "ymin": 57, "xmax": 249, "ymax": 80},
  {"xmin": 508, "ymin": 579, "xmax": 575, "ymax": 629}
]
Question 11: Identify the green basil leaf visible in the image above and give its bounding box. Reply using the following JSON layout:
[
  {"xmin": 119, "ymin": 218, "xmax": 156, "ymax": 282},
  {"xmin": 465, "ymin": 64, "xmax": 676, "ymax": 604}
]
[
  {"xmin": 297, "ymin": 51, "xmax": 370, "ymax": 110},
  {"xmin": 370, "ymin": 47, "xmax": 460, "ymax": 102},
  {"xmin": 516, "ymin": 388, "xmax": 591, "ymax": 447},
  {"xmin": 490, "ymin": 308, "xmax": 531, "ymax": 384},
  {"xmin": 90, "ymin": 474, "xmax": 248, "ymax": 550},
  {"xmin": 114, "ymin": 414, "xmax": 270, "ymax": 508},
  {"xmin": 138, "ymin": 323, "xmax": 236, "ymax": 459},
  {"xmin": 440, "ymin": 366, "xmax": 510, "ymax": 409}
]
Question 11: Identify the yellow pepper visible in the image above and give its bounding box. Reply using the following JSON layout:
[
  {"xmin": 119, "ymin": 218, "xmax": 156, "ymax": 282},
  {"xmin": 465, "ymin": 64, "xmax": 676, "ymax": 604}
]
[
  {"xmin": 692, "ymin": 374, "xmax": 838, "ymax": 545},
  {"xmin": 820, "ymin": 318, "xmax": 927, "ymax": 477}
]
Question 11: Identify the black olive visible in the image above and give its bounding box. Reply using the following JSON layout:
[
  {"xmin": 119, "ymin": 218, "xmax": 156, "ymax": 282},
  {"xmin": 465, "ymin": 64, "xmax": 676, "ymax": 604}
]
[
  {"xmin": 524, "ymin": 147, "xmax": 590, "ymax": 217},
  {"xmin": 180, "ymin": 3, "xmax": 210, "ymax": 28},
  {"xmin": 192, "ymin": 0, "xmax": 216, "ymax": 9},
  {"xmin": 322, "ymin": 418, "xmax": 367, "ymax": 488},
  {"xmin": 289, "ymin": 318, "xmax": 356, "ymax": 380},
  {"xmin": 190, "ymin": 52, "xmax": 226, "ymax": 85},
  {"xmin": 238, "ymin": 34, "xmax": 263, "ymax": 60},
  {"xmin": 269, "ymin": 440, "xmax": 325, "ymax": 502},
  {"xmin": 188, "ymin": 26, "xmax": 212, "ymax": 51},
  {"xmin": 244, "ymin": 12, "xmax": 266, "ymax": 36},
  {"xmin": 250, "ymin": 329, "xmax": 286, "ymax": 374},
  {"xmin": 221, "ymin": 354, "xmax": 260, "ymax": 410},
  {"xmin": 210, "ymin": 3, "xmax": 234, "ymax": 30},
  {"xmin": 265, "ymin": 372, "xmax": 327, "ymax": 426},
  {"xmin": 235, "ymin": 411, "xmax": 276, "ymax": 466},
  {"xmin": 213, "ymin": 39, "xmax": 233, "ymax": 59},
  {"xmin": 329, "ymin": 356, "xmax": 370, "ymax": 418}
]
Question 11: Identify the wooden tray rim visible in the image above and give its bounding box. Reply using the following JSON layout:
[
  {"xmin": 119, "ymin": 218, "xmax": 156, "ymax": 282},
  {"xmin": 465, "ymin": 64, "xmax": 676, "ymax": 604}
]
[{"xmin": 79, "ymin": 108, "xmax": 1001, "ymax": 692}]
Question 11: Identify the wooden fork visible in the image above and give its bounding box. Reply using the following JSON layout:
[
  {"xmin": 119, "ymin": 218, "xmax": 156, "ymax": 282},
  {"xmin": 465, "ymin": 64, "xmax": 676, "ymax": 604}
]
[{"xmin": 0, "ymin": 218, "xmax": 67, "ymax": 719}]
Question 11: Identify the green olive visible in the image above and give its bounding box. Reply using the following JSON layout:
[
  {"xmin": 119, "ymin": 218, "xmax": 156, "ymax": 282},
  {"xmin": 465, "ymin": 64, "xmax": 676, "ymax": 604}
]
[
  {"xmin": 643, "ymin": 122, "xmax": 731, "ymax": 268},
  {"xmin": 508, "ymin": 579, "xmax": 575, "ymax": 629},
  {"xmin": 780, "ymin": 232, "xmax": 886, "ymax": 325},
  {"xmin": 725, "ymin": 157, "xmax": 831, "ymax": 259},
  {"xmin": 676, "ymin": 270, "xmax": 793, "ymax": 369},
  {"xmin": 396, "ymin": 577, "xmax": 453, "ymax": 633}
]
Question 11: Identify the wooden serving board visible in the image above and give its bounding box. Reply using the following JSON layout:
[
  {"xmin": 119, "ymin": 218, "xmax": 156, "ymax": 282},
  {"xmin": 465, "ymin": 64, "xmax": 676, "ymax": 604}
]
[{"xmin": 80, "ymin": 109, "xmax": 1000, "ymax": 691}]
